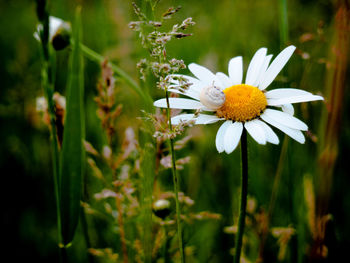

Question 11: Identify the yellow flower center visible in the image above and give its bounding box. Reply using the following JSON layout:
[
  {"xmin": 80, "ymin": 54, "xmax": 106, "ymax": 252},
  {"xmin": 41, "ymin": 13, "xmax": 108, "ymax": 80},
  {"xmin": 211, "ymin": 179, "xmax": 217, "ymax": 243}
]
[{"xmin": 216, "ymin": 84, "xmax": 267, "ymax": 122}]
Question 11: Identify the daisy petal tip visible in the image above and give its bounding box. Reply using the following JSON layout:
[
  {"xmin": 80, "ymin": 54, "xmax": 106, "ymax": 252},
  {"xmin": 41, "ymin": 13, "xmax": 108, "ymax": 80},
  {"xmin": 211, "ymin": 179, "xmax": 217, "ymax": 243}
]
[
  {"xmin": 216, "ymin": 147, "xmax": 224, "ymax": 154},
  {"xmin": 153, "ymin": 100, "xmax": 161, "ymax": 107},
  {"xmin": 286, "ymin": 45, "xmax": 296, "ymax": 52},
  {"xmin": 272, "ymin": 139, "xmax": 280, "ymax": 145},
  {"xmin": 224, "ymin": 148, "xmax": 234, "ymax": 154},
  {"xmin": 259, "ymin": 47, "xmax": 268, "ymax": 53}
]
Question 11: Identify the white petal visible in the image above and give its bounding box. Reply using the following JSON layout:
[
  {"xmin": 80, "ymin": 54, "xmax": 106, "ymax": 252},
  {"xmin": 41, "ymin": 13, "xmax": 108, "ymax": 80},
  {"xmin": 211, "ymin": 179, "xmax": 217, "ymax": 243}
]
[
  {"xmin": 188, "ymin": 63, "xmax": 216, "ymax": 85},
  {"xmin": 246, "ymin": 48, "xmax": 267, "ymax": 86},
  {"xmin": 154, "ymin": 98, "xmax": 203, "ymax": 109},
  {"xmin": 244, "ymin": 120, "xmax": 266, "ymax": 145},
  {"xmin": 171, "ymin": 114, "xmax": 221, "ymax": 125},
  {"xmin": 49, "ymin": 17, "xmax": 64, "ymax": 40},
  {"xmin": 34, "ymin": 16, "xmax": 64, "ymax": 42},
  {"xmin": 216, "ymin": 121, "xmax": 231, "ymax": 153},
  {"xmin": 194, "ymin": 114, "xmax": 222, "ymax": 124},
  {"xmin": 171, "ymin": 114, "xmax": 194, "ymax": 125},
  {"xmin": 224, "ymin": 122, "xmax": 243, "ymax": 154},
  {"xmin": 216, "ymin": 72, "xmax": 233, "ymax": 89},
  {"xmin": 212, "ymin": 75, "xmax": 226, "ymax": 90},
  {"xmin": 261, "ymin": 113, "xmax": 305, "ymax": 143},
  {"xmin": 258, "ymin": 120, "xmax": 279, "ymax": 144},
  {"xmin": 168, "ymin": 88, "xmax": 200, "ymax": 100},
  {"xmin": 265, "ymin": 88, "xmax": 314, "ymax": 99},
  {"xmin": 267, "ymin": 95, "xmax": 324, "ymax": 105},
  {"xmin": 228, "ymin": 56, "xmax": 243, "ymax": 85},
  {"xmin": 264, "ymin": 109, "xmax": 308, "ymax": 131},
  {"xmin": 255, "ymin": 55, "xmax": 273, "ymax": 87},
  {"xmin": 259, "ymin": 45, "xmax": 296, "ymax": 90},
  {"xmin": 33, "ymin": 31, "xmax": 40, "ymax": 41},
  {"xmin": 281, "ymin": 104, "xmax": 294, "ymax": 115}
]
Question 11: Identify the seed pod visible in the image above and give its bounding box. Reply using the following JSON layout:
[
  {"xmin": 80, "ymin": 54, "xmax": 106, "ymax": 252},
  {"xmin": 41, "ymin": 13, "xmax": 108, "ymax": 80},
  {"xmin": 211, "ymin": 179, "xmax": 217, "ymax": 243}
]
[
  {"xmin": 34, "ymin": 16, "xmax": 71, "ymax": 50},
  {"xmin": 51, "ymin": 22, "xmax": 71, "ymax": 50},
  {"xmin": 152, "ymin": 199, "xmax": 171, "ymax": 219}
]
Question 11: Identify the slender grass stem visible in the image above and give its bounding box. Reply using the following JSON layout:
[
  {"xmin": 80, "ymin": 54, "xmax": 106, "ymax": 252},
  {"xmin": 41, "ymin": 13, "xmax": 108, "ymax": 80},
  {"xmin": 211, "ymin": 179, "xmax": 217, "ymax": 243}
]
[
  {"xmin": 43, "ymin": 63, "xmax": 63, "ymax": 251},
  {"xmin": 279, "ymin": 0, "xmax": 289, "ymax": 46},
  {"xmin": 258, "ymin": 136, "xmax": 289, "ymax": 261},
  {"xmin": 116, "ymin": 194, "xmax": 129, "ymax": 263},
  {"xmin": 234, "ymin": 129, "xmax": 248, "ymax": 263},
  {"xmin": 268, "ymin": 136, "xmax": 289, "ymax": 218},
  {"xmin": 80, "ymin": 44, "xmax": 152, "ymax": 107},
  {"xmin": 164, "ymin": 90, "xmax": 184, "ymax": 263},
  {"xmin": 162, "ymin": 225, "xmax": 170, "ymax": 263},
  {"xmin": 47, "ymin": 83, "xmax": 62, "ymax": 243},
  {"xmin": 36, "ymin": 1, "xmax": 64, "ymax": 257},
  {"xmin": 257, "ymin": 1, "xmax": 290, "ymax": 260}
]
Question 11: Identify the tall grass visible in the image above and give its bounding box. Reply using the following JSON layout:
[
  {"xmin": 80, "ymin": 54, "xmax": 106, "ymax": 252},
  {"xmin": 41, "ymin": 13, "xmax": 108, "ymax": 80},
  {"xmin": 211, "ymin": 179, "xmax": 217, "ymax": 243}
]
[{"xmin": 2, "ymin": 0, "xmax": 349, "ymax": 262}]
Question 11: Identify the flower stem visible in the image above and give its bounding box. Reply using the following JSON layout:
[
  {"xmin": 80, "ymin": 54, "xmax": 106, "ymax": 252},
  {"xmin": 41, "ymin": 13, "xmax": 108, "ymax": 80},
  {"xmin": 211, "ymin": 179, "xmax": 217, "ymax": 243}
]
[
  {"xmin": 234, "ymin": 129, "xmax": 248, "ymax": 263},
  {"xmin": 279, "ymin": 0, "xmax": 289, "ymax": 46},
  {"xmin": 36, "ymin": 0, "xmax": 63, "ymax": 258},
  {"xmin": 165, "ymin": 90, "xmax": 184, "ymax": 263},
  {"xmin": 116, "ymin": 194, "xmax": 129, "ymax": 263}
]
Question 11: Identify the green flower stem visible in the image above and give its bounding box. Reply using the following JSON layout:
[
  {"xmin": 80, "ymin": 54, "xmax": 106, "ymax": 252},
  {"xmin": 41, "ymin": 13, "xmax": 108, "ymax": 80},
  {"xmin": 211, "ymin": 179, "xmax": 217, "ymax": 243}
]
[
  {"xmin": 165, "ymin": 89, "xmax": 184, "ymax": 263},
  {"xmin": 268, "ymin": 136, "xmax": 289, "ymax": 218},
  {"xmin": 234, "ymin": 129, "xmax": 248, "ymax": 263},
  {"xmin": 80, "ymin": 44, "xmax": 152, "ymax": 107},
  {"xmin": 36, "ymin": 0, "xmax": 64, "ymax": 259},
  {"xmin": 279, "ymin": 0, "xmax": 289, "ymax": 46},
  {"xmin": 162, "ymin": 225, "xmax": 171, "ymax": 263},
  {"xmin": 43, "ymin": 63, "xmax": 62, "ymax": 246}
]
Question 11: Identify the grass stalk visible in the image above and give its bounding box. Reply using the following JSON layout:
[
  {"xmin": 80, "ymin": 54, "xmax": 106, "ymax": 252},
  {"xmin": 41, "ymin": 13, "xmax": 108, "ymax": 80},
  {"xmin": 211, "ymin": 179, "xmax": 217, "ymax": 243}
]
[
  {"xmin": 268, "ymin": 136, "xmax": 289, "ymax": 219},
  {"xmin": 165, "ymin": 89, "xmax": 184, "ymax": 263},
  {"xmin": 116, "ymin": 195, "xmax": 129, "ymax": 263},
  {"xmin": 35, "ymin": 0, "xmax": 64, "ymax": 257},
  {"xmin": 80, "ymin": 44, "xmax": 152, "ymax": 107},
  {"xmin": 279, "ymin": 0, "xmax": 289, "ymax": 46},
  {"xmin": 234, "ymin": 129, "xmax": 248, "ymax": 263},
  {"xmin": 257, "ymin": 1, "xmax": 291, "ymax": 260}
]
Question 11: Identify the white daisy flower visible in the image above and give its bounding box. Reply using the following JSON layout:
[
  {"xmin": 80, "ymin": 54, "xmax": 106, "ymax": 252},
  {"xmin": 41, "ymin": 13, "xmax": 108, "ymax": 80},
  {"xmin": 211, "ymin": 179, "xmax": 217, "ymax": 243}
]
[{"xmin": 154, "ymin": 46, "xmax": 324, "ymax": 154}]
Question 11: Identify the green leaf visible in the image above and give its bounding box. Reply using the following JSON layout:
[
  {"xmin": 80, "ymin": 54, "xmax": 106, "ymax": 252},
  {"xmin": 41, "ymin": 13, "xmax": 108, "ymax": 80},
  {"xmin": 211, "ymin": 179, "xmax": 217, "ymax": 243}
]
[{"xmin": 59, "ymin": 6, "xmax": 85, "ymax": 246}]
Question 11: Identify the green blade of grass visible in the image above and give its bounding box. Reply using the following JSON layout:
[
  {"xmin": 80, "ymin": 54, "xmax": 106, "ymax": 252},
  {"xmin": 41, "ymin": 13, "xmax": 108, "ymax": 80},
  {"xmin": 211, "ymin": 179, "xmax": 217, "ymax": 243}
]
[{"xmin": 60, "ymin": 6, "xmax": 85, "ymax": 246}]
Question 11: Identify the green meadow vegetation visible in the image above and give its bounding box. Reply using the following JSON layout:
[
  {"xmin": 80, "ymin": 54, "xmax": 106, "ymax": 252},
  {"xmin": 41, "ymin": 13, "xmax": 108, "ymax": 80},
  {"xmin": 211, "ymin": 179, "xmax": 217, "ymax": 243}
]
[{"xmin": 1, "ymin": 0, "xmax": 349, "ymax": 262}]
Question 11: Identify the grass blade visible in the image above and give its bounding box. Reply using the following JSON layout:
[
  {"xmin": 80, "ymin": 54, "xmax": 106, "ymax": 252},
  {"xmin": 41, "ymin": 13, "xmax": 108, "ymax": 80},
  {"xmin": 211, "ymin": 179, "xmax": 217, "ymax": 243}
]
[{"xmin": 60, "ymin": 6, "xmax": 85, "ymax": 246}]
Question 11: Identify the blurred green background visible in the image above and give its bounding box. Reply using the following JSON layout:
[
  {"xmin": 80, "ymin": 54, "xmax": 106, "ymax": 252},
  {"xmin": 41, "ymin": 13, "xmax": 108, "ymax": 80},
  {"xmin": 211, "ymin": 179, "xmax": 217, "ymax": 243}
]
[{"xmin": 1, "ymin": 0, "xmax": 349, "ymax": 262}]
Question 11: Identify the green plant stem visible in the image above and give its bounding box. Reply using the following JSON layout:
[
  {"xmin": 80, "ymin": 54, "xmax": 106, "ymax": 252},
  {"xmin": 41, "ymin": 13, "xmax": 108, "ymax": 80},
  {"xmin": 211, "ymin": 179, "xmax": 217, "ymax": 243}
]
[
  {"xmin": 42, "ymin": 63, "xmax": 63, "ymax": 246},
  {"xmin": 234, "ymin": 129, "xmax": 248, "ymax": 263},
  {"xmin": 165, "ymin": 90, "xmax": 184, "ymax": 263},
  {"xmin": 279, "ymin": 0, "xmax": 289, "ymax": 46},
  {"xmin": 268, "ymin": 136, "xmax": 289, "ymax": 218},
  {"xmin": 80, "ymin": 44, "xmax": 152, "ymax": 107},
  {"xmin": 36, "ymin": 0, "xmax": 63, "ymax": 253},
  {"xmin": 38, "ymin": 6, "xmax": 67, "ymax": 262},
  {"xmin": 162, "ymin": 225, "xmax": 170, "ymax": 263}
]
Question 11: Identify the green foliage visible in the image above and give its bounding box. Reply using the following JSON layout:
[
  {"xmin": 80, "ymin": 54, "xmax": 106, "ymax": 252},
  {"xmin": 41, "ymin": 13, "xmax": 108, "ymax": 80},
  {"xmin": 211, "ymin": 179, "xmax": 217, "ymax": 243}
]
[
  {"xmin": 59, "ymin": 7, "xmax": 85, "ymax": 246},
  {"xmin": 1, "ymin": 1, "xmax": 349, "ymax": 263}
]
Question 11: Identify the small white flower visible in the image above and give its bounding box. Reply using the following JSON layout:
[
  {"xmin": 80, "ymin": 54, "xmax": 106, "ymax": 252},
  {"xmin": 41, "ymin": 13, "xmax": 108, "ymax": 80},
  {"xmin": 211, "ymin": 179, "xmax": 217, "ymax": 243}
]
[
  {"xmin": 36, "ymin": 96, "xmax": 48, "ymax": 112},
  {"xmin": 154, "ymin": 46, "xmax": 324, "ymax": 154},
  {"xmin": 34, "ymin": 16, "xmax": 65, "ymax": 41},
  {"xmin": 34, "ymin": 16, "xmax": 71, "ymax": 50}
]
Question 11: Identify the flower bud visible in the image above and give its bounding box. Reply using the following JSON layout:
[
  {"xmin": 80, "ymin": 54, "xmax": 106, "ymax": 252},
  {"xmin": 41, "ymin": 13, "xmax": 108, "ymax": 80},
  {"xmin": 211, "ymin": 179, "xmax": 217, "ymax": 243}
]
[
  {"xmin": 34, "ymin": 16, "xmax": 71, "ymax": 50},
  {"xmin": 152, "ymin": 199, "xmax": 171, "ymax": 219}
]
